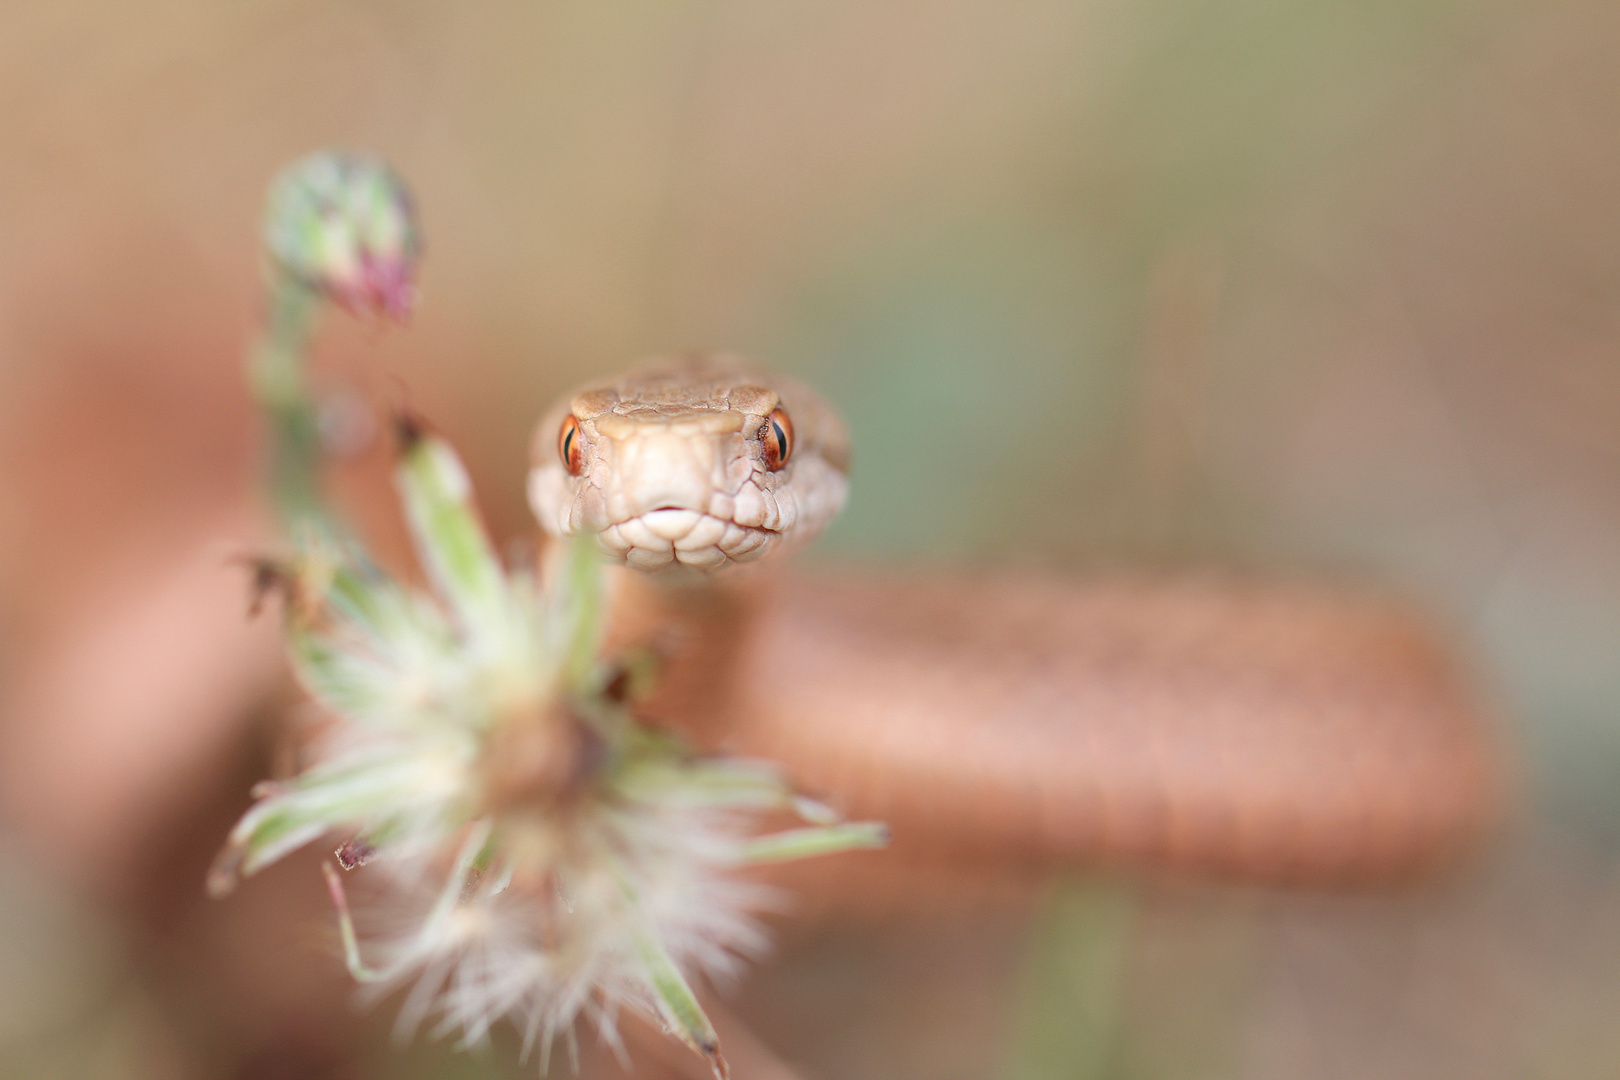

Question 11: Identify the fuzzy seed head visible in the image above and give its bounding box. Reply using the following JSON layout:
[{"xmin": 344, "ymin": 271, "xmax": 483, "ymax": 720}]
[{"xmin": 213, "ymin": 433, "xmax": 886, "ymax": 1078}]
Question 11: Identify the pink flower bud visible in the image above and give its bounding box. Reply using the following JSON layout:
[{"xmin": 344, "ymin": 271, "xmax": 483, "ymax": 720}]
[{"xmin": 263, "ymin": 152, "xmax": 421, "ymax": 320}]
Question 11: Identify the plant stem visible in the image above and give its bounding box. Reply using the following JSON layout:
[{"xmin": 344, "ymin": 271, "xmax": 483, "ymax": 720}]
[
  {"xmin": 247, "ymin": 274, "xmax": 333, "ymax": 536},
  {"xmin": 1000, "ymin": 877, "xmax": 1136, "ymax": 1080}
]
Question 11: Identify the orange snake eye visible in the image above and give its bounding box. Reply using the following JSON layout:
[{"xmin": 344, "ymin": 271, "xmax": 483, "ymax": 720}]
[
  {"xmin": 762, "ymin": 407, "xmax": 793, "ymax": 471},
  {"xmin": 558, "ymin": 415, "xmax": 585, "ymax": 476}
]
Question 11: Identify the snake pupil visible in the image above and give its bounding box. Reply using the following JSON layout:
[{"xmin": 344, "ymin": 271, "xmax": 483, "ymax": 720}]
[
  {"xmin": 559, "ymin": 416, "xmax": 584, "ymax": 476},
  {"xmin": 764, "ymin": 407, "xmax": 793, "ymax": 471}
]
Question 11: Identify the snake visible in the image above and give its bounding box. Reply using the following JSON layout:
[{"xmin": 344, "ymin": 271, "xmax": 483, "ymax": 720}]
[{"xmin": 527, "ymin": 355, "xmax": 1499, "ymax": 887}]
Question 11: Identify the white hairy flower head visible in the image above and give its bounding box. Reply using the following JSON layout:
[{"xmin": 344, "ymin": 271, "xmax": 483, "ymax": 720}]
[{"xmin": 211, "ymin": 420, "xmax": 886, "ymax": 1078}]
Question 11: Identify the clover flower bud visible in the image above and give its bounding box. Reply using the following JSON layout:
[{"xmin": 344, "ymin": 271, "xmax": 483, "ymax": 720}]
[{"xmin": 263, "ymin": 152, "xmax": 420, "ymax": 321}]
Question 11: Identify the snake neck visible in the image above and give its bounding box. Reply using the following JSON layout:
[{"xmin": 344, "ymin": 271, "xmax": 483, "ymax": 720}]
[{"xmin": 601, "ymin": 563, "xmax": 778, "ymax": 741}]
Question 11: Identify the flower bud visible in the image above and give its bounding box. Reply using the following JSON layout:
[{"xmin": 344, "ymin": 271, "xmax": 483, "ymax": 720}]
[{"xmin": 263, "ymin": 151, "xmax": 420, "ymax": 320}]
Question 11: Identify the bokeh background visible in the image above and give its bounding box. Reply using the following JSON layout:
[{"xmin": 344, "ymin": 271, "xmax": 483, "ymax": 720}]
[{"xmin": 4, "ymin": 1, "xmax": 1620, "ymax": 1077}]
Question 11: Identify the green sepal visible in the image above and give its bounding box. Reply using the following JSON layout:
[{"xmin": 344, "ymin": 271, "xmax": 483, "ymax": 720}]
[
  {"xmin": 615, "ymin": 757, "xmax": 791, "ymax": 810},
  {"xmin": 634, "ymin": 929, "xmax": 728, "ymax": 1080},
  {"xmin": 552, "ymin": 534, "xmax": 606, "ymax": 690},
  {"xmin": 396, "ymin": 433, "xmax": 508, "ymax": 640},
  {"xmin": 735, "ymin": 822, "xmax": 891, "ymax": 865}
]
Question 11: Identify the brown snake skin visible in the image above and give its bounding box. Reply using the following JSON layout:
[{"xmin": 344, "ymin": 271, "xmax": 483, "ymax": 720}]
[{"xmin": 617, "ymin": 566, "xmax": 1500, "ymax": 888}]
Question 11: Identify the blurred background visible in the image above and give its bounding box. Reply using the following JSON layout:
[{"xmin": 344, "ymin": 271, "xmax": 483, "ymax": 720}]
[{"xmin": 4, "ymin": 1, "xmax": 1620, "ymax": 1077}]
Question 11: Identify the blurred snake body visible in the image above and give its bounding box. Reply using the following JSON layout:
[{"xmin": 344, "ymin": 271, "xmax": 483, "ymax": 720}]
[{"xmin": 530, "ymin": 357, "xmax": 1497, "ymax": 886}]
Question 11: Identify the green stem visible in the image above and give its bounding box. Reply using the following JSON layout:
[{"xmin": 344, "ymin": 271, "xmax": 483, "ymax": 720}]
[
  {"xmin": 247, "ymin": 275, "xmax": 334, "ymax": 536},
  {"xmin": 999, "ymin": 878, "xmax": 1136, "ymax": 1080},
  {"xmin": 321, "ymin": 861, "xmax": 389, "ymax": 982}
]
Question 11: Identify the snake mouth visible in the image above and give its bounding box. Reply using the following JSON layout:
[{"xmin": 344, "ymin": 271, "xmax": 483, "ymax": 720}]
[{"xmin": 596, "ymin": 508, "xmax": 780, "ymax": 571}]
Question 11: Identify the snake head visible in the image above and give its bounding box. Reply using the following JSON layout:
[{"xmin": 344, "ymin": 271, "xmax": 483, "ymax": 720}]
[{"xmin": 528, "ymin": 355, "xmax": 850, "ymax": 572}]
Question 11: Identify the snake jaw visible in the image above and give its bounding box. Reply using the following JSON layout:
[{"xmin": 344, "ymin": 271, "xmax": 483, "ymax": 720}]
[{"xmin": 601, "ymin": 510, "xmax": 781, "ymax": 571}]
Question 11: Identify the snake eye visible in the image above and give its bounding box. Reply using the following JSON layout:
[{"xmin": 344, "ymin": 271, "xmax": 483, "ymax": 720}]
[
  {"xmin": 762, "ymin": 407, "xmax": 793, "ymax": 471},
  {"xmin": 558, "ymin": 415, "xmax": 585, "ymax": 476}
]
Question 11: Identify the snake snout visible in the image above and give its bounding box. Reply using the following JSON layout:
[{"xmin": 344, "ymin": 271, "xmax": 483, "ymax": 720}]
[{"xmin": 584, "ymin": 423, "xmax": 784, "ymax": 571}]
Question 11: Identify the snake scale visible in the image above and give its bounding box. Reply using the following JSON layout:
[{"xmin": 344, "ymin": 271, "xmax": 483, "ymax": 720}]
[{"xmin": 528, "ymin": 356, "xmax": 1498, "ymax": 887}]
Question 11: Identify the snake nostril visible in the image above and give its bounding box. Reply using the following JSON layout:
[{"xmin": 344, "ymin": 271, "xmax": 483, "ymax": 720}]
[{"xmin": 652, "ymin": 505, "xmax": 684, "ymax": 513}]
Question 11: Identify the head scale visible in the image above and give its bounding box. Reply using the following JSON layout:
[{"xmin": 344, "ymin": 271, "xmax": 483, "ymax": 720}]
[{"xmin": 528, "ymin": 355, "xmax": 850, "ymax": 572}]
